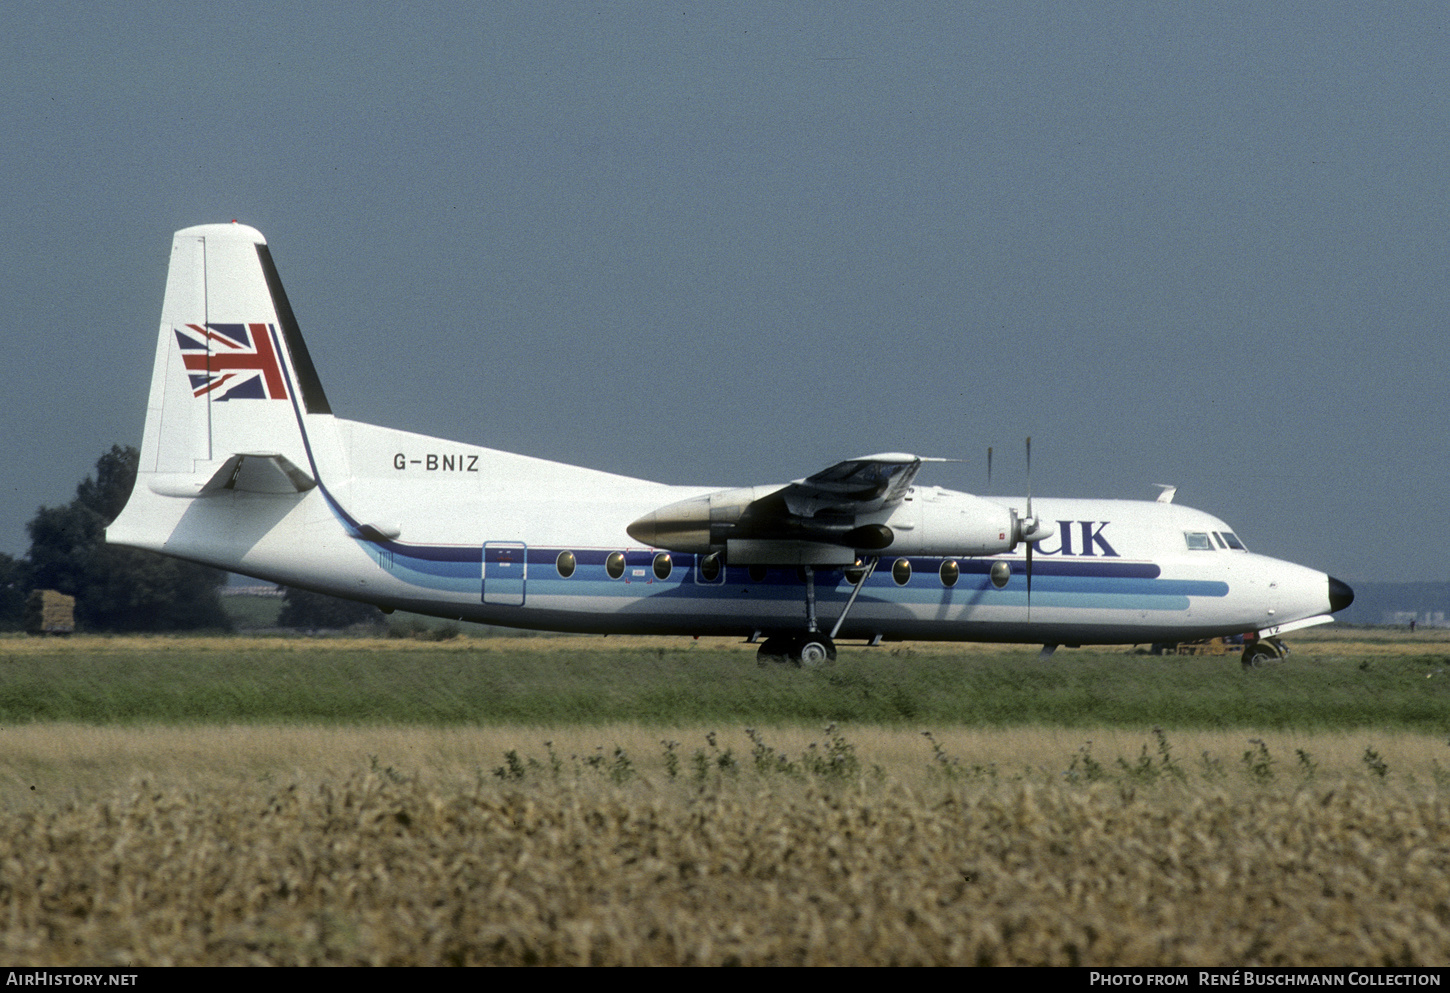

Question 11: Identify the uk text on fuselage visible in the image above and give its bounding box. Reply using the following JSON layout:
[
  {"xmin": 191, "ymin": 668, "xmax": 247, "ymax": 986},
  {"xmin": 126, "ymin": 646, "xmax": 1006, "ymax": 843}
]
[{"xmin": 1034, "ymin": 521, "xmax": 1117, "ymax": 557}]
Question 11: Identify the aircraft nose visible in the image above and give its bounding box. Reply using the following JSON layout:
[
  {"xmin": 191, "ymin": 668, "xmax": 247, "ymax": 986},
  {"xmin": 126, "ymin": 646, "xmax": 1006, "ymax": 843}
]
[{"xmin": 1328, "ymin": 576, "xmax": 1355, "ymax": 613}]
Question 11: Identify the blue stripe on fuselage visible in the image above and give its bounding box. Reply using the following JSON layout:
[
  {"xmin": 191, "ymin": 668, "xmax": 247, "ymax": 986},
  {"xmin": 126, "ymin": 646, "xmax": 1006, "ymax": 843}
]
[
  {"xmin": 357, "ymin": 541, "xmax": 1228, "ymax": 612},
  {"xmin": 267, "ymin": 371, "xmax": 1226, "ymax": 616}
]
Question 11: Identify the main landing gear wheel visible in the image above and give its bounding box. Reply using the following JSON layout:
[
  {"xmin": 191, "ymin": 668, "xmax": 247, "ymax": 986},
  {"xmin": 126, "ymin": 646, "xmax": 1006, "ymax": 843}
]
[
  {"xmin": 797, "ymin": 636, "xmax": 836, "ymax": 668},
  {"xmin": 757, "ymin": 637, "xmax": 793, "ymax": 666},
  {"xmin": 1242, "ymin": 638, "xmax": 1285, "ymax": 669},
  {"xmin": 756, "ymin": 635, "xmax": 837, "ymax": 667}
]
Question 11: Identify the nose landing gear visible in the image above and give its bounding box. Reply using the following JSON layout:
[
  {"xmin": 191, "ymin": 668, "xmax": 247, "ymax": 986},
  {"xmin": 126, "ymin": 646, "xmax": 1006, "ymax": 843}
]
[{"xmin": 1242, "ymin": 637, "xmax": 1288, "ymax": 669}]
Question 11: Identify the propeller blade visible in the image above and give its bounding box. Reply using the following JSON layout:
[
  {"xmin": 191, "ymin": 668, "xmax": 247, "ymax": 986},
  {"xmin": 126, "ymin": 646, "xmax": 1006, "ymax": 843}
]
[
  {"xmin": 1025, "ymin": 437, "xmax": 1034, "ymax": 619},
  {"xmin": 1026, "ymin": 534, "xmax": 1033, "ymax": 619},
  {"xmin": 1025, "ymin": 436, "xmax": 1032, "ymax": 522},
  {"xmin": 987, "ymin": 446, "xmax": 993, "ymax": 490}
]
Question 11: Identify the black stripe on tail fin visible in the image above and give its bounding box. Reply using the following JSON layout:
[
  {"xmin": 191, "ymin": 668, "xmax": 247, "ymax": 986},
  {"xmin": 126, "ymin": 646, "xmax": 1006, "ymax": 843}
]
[{"xmin": 255, "ymin": 243, "xmax": 332, "ymax": 415}]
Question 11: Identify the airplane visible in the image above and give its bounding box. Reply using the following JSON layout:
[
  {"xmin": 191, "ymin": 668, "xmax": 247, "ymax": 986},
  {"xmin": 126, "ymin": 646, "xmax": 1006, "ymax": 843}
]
[{"xmin": 107, "ymin": 222, "xmax": 1354, "ymax": 667}]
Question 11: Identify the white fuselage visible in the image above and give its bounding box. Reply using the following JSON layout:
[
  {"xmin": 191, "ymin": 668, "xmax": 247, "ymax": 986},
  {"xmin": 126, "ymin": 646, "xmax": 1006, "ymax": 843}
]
[
  {"xmin": 110, "ymin": 414, "xmax": 1338, "ymax": 645},
  {"xmin": 105, "ymin": 222, "xmax": 1349, "ymax": 647}
]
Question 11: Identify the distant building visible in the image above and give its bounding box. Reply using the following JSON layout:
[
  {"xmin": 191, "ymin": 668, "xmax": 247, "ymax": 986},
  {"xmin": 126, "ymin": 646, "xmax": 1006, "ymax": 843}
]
[
  {"xmin": 1339, "ymin": 582, "xmax": 1450, "ymax": 627},
  {"xmin": 220, "ymin": 585, "xmax": 285, "ymax": 598},
  {"xmin": 25, "ymin": 589, "xmax": 75, "ymax": 635},
  {"xmin": 1387, "ymin": 609, "xmax": 1448, "ymax": 628}
]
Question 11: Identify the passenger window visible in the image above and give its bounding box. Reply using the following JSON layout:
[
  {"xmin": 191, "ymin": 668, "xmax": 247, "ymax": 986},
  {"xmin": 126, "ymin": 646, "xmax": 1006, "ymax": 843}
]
[
  {"xmin": 939, "ymin": 560, "xmax": 959, "ymax": 587},
  {"xmin": 652, "ymin": 552, "xmax": 672, "ymax": 581},
  {"xmin": 606, "ymin": 551, "xmax": 625, "ymax": 579},
  {"xmin": 1184, "ymin": 533, "xmax": 1214, "ymax": 551},
  {"xmin": 892, "ymin": 558, "xmax": 912, "ymax": 585},
  {"xmin": 556, "ymin": 550, "xmax": 576, "ymax": 578},
  {"xmin": 989, "ymin": 561, "xmax": 1011, "ymax": 589},
  {"xmin": 748, "ymin": 564, "xmax": 768, "ymax": 583},
  {"xmin": 699, "ymin": 552, "xmax": 722, "ymax": 582}
]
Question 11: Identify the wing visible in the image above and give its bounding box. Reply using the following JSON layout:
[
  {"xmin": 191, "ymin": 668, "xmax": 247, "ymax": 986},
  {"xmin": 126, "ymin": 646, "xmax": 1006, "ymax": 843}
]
[
  {"xmin": 627, "ymin": 453, "xmax": 945, "ymax": 564},
  {"xmin": 780, "ymin": 452, "xmax": 927, "ymax": 519}
]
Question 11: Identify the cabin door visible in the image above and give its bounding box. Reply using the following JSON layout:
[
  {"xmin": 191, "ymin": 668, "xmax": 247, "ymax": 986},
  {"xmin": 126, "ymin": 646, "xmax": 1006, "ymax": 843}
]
[{"xmin": 482, "ymin": 542, "xmax": 526, "ymax": 606}]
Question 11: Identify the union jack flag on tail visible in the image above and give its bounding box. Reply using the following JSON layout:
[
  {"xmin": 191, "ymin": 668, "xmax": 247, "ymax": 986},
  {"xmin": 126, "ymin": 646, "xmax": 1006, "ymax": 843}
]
[{"xmin": 174, "ymin": 323, "xmax": 289, "ymax": 401}]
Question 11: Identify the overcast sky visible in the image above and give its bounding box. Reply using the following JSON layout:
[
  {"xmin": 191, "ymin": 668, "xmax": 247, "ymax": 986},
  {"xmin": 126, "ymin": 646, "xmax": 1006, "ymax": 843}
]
[{"xmin": 2, "ymin": 3, "xmax": 1445, "ymax": 583}]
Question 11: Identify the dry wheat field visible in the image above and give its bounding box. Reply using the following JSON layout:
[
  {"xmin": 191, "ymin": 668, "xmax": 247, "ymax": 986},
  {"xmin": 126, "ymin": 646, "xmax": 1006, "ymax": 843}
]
[{"xmin": 1, "ymin": 722, "xmax": 1448, "ymax": 966}]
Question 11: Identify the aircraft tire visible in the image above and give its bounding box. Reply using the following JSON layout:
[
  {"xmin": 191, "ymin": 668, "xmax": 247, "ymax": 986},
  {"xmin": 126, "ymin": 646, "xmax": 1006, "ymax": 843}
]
[
  {"xmin": 756, "ymin": 637, "xmax": 794, "ymax": 666},
  {"xmin": 796, "ymin": 636, "xmax": 837, "ymax": 668},
  {"xmin": 1242, "ymin": 643, "xmax": 1281, "ymax": 669}
]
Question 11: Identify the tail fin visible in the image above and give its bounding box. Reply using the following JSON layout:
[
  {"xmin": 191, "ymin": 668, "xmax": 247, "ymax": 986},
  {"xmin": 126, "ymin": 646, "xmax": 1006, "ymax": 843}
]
[{"xmin": 136, "ymin": 222, "xmax": 330, "ymax": 490}]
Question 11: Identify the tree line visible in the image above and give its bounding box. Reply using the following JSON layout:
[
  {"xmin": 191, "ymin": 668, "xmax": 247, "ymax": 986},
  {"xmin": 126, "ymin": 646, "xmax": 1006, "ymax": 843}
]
[{"xmin": 1, "ymin": 446, "xmax": 379, "ymax": 633}]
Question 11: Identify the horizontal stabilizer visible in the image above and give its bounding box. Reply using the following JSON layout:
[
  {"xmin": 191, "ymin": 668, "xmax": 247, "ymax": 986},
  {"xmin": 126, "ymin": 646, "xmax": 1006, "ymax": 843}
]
[
  {"xmin": 356, "ymin": 522, "xmax": 403, "ymax": 543},
  {"xmin": 148, "ymin": 453, "xmax": 316, "ymax": 498}
]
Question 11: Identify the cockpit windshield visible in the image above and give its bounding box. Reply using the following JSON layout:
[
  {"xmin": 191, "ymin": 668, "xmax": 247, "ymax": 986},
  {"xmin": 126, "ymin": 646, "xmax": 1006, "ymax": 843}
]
[{"xmin": 1185, "ymin": 531, "xmax": 1248, "ymax": 551}]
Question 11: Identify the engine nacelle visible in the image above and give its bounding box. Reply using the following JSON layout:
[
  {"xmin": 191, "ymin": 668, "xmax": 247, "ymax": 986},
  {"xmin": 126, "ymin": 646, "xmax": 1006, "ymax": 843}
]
[
  {"xmin": 876, "ymin": 488, "xmax": 1022, "ymax": 557},
  {"xmin": 628, "ymin": 484, "xmax": 1054, "ymax": 561},
  {"xmin": 626, "ymin": 486, "xmax": 777, "ymax": 554}
]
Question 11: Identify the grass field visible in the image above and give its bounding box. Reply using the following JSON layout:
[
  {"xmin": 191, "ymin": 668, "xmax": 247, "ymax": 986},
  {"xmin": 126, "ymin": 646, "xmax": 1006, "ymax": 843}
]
[
  {"xmin": 2, "ymin": 629, "xmax": 1447, "ymax": 730},
  {"xmin": 2, "ymin": 725, "xmax": 1448, "ymax": 966},
  {"xmin": 1, "ymin": 629, "xmax": 1447, "ymax": 965}
]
